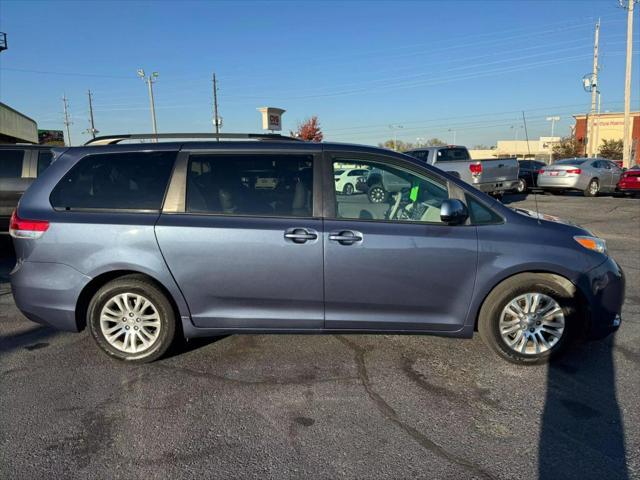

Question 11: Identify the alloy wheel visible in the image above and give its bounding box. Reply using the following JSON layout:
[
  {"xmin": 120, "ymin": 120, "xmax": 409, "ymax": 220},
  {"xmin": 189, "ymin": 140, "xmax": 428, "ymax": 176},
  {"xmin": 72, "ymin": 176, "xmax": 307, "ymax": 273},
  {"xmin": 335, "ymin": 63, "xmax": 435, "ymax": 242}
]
[
  {"xmin": 498, "ymin": 292, "xmax": 565, "ymax": 355},
  {"xmin": 369, "ymin": 186, "xmax": 386, "ymax": 203},
  {"xmin": 589, "ymin": 180, "xmax": 599, "ymax": 195},
  {"xmin": 99, "ymin": 293, "xmax": 161, "ymax": 354}
]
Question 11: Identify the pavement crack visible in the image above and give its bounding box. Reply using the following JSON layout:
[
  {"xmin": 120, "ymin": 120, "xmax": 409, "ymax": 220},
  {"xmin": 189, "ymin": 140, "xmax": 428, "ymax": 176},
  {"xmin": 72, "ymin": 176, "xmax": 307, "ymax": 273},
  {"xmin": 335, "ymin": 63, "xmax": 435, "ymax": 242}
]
[{"xmin": 334, "ymin": 335, "xmax": 496, "ymax": 480}]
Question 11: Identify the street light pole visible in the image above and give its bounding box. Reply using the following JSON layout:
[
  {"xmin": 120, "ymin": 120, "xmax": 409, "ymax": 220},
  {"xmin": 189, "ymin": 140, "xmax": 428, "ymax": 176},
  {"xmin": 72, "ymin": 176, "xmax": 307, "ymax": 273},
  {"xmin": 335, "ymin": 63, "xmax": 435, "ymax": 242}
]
[
  {"xmin": 621, "ymin": 0, "xmax": 637, "ymax": 168},
  {"xmin": 389, "ymin": 124, "xmax": 403, "ymax": 151},
  {"xmin": 137, "ymin": 69, "xmax": 159, "ymax": 137},
  {"xmin": 546, "ymin": 116, "xmax": 560, "ymax": 163}
]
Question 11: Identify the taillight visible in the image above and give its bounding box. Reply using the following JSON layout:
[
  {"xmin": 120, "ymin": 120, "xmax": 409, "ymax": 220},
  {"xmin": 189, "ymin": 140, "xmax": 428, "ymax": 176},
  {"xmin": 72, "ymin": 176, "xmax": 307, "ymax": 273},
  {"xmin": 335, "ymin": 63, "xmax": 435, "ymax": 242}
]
[
  {"xmin": 469, "ymin": 163, "xmax": 482, "ymax": 176},
  {"xmin": 566, "ymin": 168, "xmax": 582, "ymax": 174},
  {"xmin": 9, "ymin": 210, "xmax": 49, "ymax": 239},
  {"xmin": 539, "ymin": 169, "xmax": 545, "ymax": 174}
]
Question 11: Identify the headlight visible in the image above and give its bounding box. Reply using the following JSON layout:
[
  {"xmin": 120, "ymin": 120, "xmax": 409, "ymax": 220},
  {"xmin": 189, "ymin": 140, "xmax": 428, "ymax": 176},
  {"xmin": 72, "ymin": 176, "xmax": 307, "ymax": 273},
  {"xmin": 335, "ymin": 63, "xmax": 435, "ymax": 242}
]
[{"xmin": 574, "ymin": 235, "xmax": 607, "ymax": 255}]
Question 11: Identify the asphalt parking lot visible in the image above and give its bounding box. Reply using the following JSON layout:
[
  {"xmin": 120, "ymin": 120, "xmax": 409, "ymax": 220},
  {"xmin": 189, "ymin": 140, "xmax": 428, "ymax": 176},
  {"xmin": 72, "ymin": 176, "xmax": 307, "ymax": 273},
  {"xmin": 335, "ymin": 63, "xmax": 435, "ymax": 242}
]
[{"xmin": 1, "ymin": 193, "xmax": 638, "ymax": 480}]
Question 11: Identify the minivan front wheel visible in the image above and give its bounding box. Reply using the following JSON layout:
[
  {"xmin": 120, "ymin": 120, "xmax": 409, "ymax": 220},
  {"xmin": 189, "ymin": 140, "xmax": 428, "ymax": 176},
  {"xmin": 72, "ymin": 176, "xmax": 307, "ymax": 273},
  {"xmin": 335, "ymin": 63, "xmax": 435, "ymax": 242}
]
[
  {"xmin": 88, "ymin": 275, "xmax": 176, "ymax": 363},
  {"xmin": 478, "ymin": 274, "xmax": 576, "ymax": 364}
]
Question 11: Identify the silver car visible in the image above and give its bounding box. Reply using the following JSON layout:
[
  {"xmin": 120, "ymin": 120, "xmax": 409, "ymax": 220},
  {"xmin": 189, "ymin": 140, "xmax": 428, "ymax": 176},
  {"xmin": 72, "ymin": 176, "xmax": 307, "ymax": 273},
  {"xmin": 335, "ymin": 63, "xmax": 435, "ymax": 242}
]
[{"xmin": 537, "ymin": 158, "xmax": 623, "ymax": 197}]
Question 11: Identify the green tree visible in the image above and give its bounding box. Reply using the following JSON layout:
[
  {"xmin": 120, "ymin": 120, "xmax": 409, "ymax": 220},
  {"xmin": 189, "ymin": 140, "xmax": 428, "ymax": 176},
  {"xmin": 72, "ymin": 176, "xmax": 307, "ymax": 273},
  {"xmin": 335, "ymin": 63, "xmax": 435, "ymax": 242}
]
[
  {"xmin": 425, "ymin": 138, "xmax": 446, "ymax": 147},
  {"xmin": 598, "ymin": 139, "xmax": 623, "ymax": 160},
  {"xmin": 552, "ymin": 136, "xmax": 582, "ymax": 160},
  {"xmin": 378, "ymin": 139, "xmax": 415, "ymax": 152}
]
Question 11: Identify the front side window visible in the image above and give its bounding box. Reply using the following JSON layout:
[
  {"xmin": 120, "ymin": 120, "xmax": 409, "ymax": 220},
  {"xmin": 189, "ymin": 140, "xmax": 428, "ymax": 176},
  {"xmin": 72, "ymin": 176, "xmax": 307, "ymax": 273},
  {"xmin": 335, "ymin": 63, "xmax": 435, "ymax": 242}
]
[
  {"xmin": 0, "ymin": 150, "xmax": 24, "ymax": 178},
  {"xmin": 186, "ymin": 154, "xmax": 314, "ymax": 217},
  {"xmin": 332, "ymin": 158, "xmax": 449, "ymax": 224},
  {"xmin": 50, "ymin": 151, "xmax": 176, "ymax": 210}
]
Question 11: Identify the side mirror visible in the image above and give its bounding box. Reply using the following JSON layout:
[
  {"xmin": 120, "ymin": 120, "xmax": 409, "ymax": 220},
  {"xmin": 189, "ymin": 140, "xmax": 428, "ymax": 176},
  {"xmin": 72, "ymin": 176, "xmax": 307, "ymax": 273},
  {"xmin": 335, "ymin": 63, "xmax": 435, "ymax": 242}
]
[{"xmin": 440, "ymin": 199, "xmax": 469, "ymax": 225}]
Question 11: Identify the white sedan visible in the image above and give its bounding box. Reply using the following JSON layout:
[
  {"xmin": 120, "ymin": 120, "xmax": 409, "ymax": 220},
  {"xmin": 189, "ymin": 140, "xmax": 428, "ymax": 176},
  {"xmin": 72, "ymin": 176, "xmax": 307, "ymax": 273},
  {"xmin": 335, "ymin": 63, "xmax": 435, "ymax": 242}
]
[{"xmin": 334, "ymin": 168, "xmax": 370, "ymax": 195}]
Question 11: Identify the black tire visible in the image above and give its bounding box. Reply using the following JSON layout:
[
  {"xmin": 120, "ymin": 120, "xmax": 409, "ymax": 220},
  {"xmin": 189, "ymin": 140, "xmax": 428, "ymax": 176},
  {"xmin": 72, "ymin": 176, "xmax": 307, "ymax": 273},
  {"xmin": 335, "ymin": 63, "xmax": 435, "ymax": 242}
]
[
  {"xmin": 88, "ymin": 275, "xmax": 176, "ymax": 363},
  {"xmin": 515, "ymin": 178, "xmax": 527, "ymax": 193},
  {"xmin": 343, "ymin": 183, "xmax": 354, "ymax": 196},
  {"xmin": 478, "ymin": 273, "xmax": 578, "ymax": 365},
  {"xmin": 584, "ymin": 178, "xmax": 599, "ymax": 197},
  {"xmin": 368, "ymin": 184, "xmax": 387, "ymax": 203}
]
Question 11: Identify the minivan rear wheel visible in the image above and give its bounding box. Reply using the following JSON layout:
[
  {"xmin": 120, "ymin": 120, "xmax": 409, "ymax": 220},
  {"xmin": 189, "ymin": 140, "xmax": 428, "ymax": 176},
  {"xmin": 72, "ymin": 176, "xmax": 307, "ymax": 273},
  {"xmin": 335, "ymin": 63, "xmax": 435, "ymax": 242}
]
[
  {"xmin": 88, "ymin": 275, "xmax": 176, "ymax": 363},
  {"xmin": 478, "ymin": 274, "xmax": 576, "ymax": 364}
]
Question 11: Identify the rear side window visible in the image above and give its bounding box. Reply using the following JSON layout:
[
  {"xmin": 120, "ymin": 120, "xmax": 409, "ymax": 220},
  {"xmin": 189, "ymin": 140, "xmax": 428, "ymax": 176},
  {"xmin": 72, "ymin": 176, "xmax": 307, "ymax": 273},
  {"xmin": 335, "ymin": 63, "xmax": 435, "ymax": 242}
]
[
  {"xmin": 51, "ymin": 151, "xmax": 176, "ymax": 211},
  {"xmin": 436, "ymin": 148, "xmax": 470, "ymax": 162},
  {"xmin": 186, "ymin": 154, "xmax": 314, "ymax": 217},
  {"xmin": 407, "ymin": 150, "xmax": 429, "ymax": 161},
  {"xmin": 0, "ymin": 149, "xmax": 24, "ymax": 178},
  {"xmin": 37, "ymin": 151, "xmax": 53, "ymax": 176}
]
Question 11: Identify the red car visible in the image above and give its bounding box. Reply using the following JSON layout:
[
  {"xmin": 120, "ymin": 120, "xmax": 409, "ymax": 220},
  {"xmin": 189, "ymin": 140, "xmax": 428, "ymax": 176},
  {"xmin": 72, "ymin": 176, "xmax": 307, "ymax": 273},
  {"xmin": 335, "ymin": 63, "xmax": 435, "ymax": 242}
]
[{"xmin": 617, "ymin": 165, "xmax": 640, "ymax": 196}]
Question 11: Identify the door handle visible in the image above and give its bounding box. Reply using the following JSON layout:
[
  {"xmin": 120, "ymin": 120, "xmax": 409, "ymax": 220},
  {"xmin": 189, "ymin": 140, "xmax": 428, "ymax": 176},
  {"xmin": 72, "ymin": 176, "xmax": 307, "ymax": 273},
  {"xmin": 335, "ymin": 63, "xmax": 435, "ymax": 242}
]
[
  {"xmin": 284, "ymin": 228, "xmax": 318, "ymax": 244},
  {"xmin": 329, "ymin": 230, "xmax": 363, "ymax": 245}
]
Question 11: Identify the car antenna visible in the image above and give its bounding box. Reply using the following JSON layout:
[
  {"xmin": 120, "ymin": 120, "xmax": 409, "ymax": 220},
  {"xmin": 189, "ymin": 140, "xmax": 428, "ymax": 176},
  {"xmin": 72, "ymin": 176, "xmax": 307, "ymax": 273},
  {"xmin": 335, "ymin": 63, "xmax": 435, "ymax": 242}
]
[{"xmin": 522, "ymin": 110, "xmax": 541, "ymax": 224}]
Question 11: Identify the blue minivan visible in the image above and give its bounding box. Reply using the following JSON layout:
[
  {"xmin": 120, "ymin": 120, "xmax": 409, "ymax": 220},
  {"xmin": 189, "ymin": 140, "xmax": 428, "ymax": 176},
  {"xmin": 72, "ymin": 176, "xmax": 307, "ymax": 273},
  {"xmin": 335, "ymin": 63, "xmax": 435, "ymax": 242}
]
[{"xmin": 9, "ymin": 134, "xmax": 624, "ymax": 364}]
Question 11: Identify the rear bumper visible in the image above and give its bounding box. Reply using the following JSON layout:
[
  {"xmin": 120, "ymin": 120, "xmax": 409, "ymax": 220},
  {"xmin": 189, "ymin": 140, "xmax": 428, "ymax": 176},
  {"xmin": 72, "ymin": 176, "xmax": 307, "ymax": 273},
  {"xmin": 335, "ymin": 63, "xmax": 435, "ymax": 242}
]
[
  {"xmin": 476, "ymin": 180, "xmax": 520, "ymax": 193},
  {"xmin": 577, "ymin": 257, "xmax": 625, "ymax": 340},
  {"xmin": 10, "ymin": 260, "xmax": 90, "ymax": 332},
  {"xmin": 537, "ymin": 175, "xmax": 584, "ymax": 190},
  {"xmin": 617, "ymin": 180, "xmax": 640, "ymax": 192}
]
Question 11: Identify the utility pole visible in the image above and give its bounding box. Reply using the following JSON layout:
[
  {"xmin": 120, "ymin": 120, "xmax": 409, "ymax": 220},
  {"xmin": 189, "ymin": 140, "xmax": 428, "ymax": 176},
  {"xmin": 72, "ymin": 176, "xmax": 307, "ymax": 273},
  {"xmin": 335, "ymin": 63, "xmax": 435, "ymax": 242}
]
[
  {"xmin": 85, "ymin": 90, "xmax": 98, "ymax": 139},
  {"xmin": 137, "ymin": 69, "xmax": 159, "ymax": 137},
  {"xmin": 212, "ymin": 73, "xmax": 221, "ymax": 136},
  {"xmin": 587, "ymin": 19, "xmax": 600, "ymax": 158},
  {"xmin": 62, "ymin": 94, "xmax": 72, "ymax": 146},
  {"xmin": 621, "ymin": 0, "xmax": 638, "ymax": 168}
]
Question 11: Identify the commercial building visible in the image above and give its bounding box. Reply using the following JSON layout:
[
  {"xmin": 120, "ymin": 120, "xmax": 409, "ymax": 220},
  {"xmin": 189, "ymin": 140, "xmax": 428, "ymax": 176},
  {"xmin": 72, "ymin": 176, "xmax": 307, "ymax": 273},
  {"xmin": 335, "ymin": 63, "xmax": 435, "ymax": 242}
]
[
  {"xmin": 469, "ymin": 137, "xmax": 561, "ymax": 162},
  {"xmin": 574, "ymin": 111, "xmax": 640, "ymax": 164},
  {"xmin": 0, "ymin": 102, "xmax": 38, "ymax": 144}
]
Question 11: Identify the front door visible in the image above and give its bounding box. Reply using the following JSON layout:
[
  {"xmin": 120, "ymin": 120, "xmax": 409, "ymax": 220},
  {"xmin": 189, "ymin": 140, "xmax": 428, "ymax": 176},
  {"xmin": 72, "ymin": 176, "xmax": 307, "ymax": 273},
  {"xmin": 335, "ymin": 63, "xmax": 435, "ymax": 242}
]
[
  {"xmin": 323, "ymin": 152, "xmax": 478, "ymax": 332},
  {"xmin": 156, "ymin": 150, "xmax": 324, "ymax": 330}
]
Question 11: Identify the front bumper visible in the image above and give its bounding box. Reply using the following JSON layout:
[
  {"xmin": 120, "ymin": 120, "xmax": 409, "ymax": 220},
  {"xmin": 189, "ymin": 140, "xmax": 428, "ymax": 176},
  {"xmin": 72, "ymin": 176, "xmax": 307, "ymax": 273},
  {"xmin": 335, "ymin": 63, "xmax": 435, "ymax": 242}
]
[
  {"xmin": 577, "ymin": 257, "xmax": 625, "ymax": 340},
  {"xmin": 10, "ymin": 260, "xmax": 91, "ymax": 332}
]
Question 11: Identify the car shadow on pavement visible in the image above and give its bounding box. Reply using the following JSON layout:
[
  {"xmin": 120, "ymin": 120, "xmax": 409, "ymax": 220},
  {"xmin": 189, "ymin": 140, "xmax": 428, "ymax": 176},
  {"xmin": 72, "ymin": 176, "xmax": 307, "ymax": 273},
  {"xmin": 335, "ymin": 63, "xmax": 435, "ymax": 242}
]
[
  {"xmin": 165, "ymin": 334, "xmax": 230, "ymax": 359},
  {"xmin": 0, "ymin": 326, "xmax": 59, "ymax": 355},
  {"xmin": 539, "ymin": 337, "xmax": 628, "ymax": 480}
]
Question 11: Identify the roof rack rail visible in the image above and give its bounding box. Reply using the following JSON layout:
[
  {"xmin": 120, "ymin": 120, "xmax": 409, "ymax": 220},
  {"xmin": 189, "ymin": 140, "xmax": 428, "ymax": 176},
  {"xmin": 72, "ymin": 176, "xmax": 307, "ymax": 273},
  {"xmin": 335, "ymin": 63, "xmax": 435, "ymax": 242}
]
[{"xmin": 84, "ymin": 133, "xmax": 302, "ymax": 146}]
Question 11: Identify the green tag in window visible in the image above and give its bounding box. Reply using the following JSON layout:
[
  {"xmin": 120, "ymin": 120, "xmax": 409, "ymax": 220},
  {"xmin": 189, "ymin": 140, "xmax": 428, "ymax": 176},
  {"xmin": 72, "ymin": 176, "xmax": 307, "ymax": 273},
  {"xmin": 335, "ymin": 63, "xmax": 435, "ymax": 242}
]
[{"xmin": 410, "ymin": 184, "xmax": 419, "ymax": 202}]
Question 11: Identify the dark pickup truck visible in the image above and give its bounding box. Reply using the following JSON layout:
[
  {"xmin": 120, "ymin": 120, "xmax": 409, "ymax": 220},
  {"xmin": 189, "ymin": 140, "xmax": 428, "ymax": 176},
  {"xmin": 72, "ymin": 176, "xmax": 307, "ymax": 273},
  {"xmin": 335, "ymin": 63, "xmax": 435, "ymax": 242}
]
[{"xmin": 0, "ymin": 144, "xmax": 56, "ymax": 233}]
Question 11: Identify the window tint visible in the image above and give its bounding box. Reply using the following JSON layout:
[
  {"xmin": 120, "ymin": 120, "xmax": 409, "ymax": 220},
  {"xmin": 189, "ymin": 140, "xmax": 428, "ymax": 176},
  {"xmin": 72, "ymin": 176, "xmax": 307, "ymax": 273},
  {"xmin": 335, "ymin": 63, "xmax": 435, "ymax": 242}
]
[
  {"xmin": 436, "ymin": 148, "xmax": 470, "ymax": 162},
  {"xmin": 333, "ymin": 159, "xmax": 449, "ymax": 223},
  {"xmin": 556, "ymin": 159, "xmax": 586, "ymax": 165},
  {"xmin": 50, "ymin": 151, "xmax": 176, "ymax": 210},
  {"xmin": 466, "ymin": 195, "xmax": 502, "ymax": 225},
  {"xmin": 407, "ymin": 150, "xmax": 429, "ymax": 160},
  {"xmin": 0, "ymin": 149, "xmax": 23, "ymax": 178},
  {"xmin": 186, "ymin": 154, "xmax": 313, "ymax": 217},
  {"xmin": 37, "ymin": 150, "xmax": 53, "ymax": 176}
]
